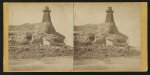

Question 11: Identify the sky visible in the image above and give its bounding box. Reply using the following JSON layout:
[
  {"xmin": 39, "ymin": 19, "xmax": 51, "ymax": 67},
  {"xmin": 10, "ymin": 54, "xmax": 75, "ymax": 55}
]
[{"xmin": 8, "ymin": 3, "xmax": 141, "ymax": 48}]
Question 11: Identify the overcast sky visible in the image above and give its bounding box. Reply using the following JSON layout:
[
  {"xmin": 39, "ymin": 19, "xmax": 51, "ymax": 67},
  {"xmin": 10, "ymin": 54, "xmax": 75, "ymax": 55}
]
[{"xmin": 8, "ymin": 3, "xmax": 141, "ymax": 48}]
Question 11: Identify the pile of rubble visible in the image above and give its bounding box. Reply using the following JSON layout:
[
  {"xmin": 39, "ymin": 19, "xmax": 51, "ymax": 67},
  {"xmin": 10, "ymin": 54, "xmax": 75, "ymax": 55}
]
[
  {"xmin": 9, "ymin": 42, "xmax": 73, "ymax": 59},
  {"xmin": 74, "ymin": 44, "xmax": 140, "ymax": 59},
  {"xmin": 74, "ymin": 23, "xmax": 140, "ymax": 59}
]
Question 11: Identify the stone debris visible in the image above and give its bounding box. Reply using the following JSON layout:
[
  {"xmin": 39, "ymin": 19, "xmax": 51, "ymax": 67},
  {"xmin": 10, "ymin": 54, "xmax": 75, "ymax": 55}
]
[
  {"xmin": 74, "ymin": 45, "xmax": 140, "ymax": 59},
  {"xmin": 9, "ymin": 6, "xmax": 72, "ymax": 59},
  {"xmin": 74, "ymin": 7, "xmax": 140, "ymax": 59}
]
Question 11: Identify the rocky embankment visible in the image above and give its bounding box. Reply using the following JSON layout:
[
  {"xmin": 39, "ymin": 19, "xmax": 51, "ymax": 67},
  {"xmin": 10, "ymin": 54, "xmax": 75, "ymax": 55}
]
[
  {"xmin": 9, "ymin": 23, "xmax": 73, "ymax": 59},
  {"xmin": 74, "ymin": 23, "xmax": 140, "ymax": 59},
  {"xmin": 9, "ymin": 43, "xmax": 73, "ymax": 59},
  {"xmin": 74, "ymin": 44, "xmax": 140, "ymax": 59}
]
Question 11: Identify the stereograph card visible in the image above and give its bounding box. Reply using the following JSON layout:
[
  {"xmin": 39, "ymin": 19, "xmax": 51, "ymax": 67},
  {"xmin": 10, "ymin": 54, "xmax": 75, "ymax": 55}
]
[{"xmin": 3, "ymin": 2, "xmax": 147, "ymax": 72}]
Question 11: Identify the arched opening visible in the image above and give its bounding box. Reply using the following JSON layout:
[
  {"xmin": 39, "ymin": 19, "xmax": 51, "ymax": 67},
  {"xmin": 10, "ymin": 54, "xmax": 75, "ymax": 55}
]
[
  {"xmin": 26, "ymin": 34, "xmax": 32, "ymax": 41},
  {"xmin": 89, "ymin": 34, "xmax": 95, "ymax": 41}
]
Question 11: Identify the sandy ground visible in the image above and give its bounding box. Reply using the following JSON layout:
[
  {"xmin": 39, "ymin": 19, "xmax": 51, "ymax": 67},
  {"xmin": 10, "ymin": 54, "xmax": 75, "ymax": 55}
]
[
  {"xmin": 74, "ymin": 56, "xmax": 141, "ymax": 71},
  {"xmin": 9, "ymin": 56, "xmax": 140, "ymax": 72},
  {"xmin": 9, "ymin": 56, "xmax": 73, "ymax": 72}
]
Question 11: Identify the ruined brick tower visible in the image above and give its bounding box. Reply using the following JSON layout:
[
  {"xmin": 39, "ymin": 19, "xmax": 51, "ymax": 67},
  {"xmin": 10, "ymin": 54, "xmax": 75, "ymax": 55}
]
[
  {"xmin": 105, "ymin": 7, "xmax": 119, "ymax": 34},
  {"xmin": 42, "ymin": 6, "xmax": 56, "ymax": 34},
  {"xmin": 105, "ymin": 7, "xmax": 114, "ymax": 23},
  {"xmin": 41, "ymin": 6, "xmax": 65, "ymax": 46}
]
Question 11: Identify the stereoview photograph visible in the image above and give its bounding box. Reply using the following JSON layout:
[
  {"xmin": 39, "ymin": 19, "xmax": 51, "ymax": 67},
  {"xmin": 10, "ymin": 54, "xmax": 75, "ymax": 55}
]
[
  {"xmin": 4, "ymin": 2, "xmax": 147, "ymax": 72},
  {"xmin": 73, "ymin": 3, "xmax": 147, "ymax": 71}
]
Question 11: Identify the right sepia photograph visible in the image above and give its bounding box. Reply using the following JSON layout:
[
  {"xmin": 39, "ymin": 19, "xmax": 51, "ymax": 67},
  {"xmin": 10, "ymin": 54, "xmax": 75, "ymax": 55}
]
[{"xmin": 73, "ymin": 3, "xmax": 146, "ymax": 71}]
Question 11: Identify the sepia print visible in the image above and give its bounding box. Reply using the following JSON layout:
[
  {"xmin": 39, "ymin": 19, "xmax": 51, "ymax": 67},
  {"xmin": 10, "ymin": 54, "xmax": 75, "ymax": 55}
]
[
  {"xmin": 4, "ymin": 2, "xmax": 147, "ymax": 72},
  {"xmin": 7, "ymin": 3, "xmax": 74, "ymax": 71},
  {"xmin": 74, "ymin": 3, "xmax": 142, "ymax": 71}
]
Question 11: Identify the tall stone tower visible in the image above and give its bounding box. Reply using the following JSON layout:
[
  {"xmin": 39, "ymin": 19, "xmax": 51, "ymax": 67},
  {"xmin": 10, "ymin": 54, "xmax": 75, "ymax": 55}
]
[
  {"xmin": 105, "ymin": 7, "xmax": 119, "ymax": 34},
  {"xmin": 105, "ymin": 7, "xmax": 114, "ymax": 23},
  {"xmin": 42, "ymin": 6, "xmax": 56, "ymax": 34},
  {"xmin": 42, "ymin": 6, "xmax": 51, "ymax": 22}
]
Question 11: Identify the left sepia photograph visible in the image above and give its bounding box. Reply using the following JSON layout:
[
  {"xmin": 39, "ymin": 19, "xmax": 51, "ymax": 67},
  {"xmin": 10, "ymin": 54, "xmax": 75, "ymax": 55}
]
[{"xmin": 4, "ymin": 3, "xmax": 74, "ymax": 72}]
